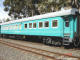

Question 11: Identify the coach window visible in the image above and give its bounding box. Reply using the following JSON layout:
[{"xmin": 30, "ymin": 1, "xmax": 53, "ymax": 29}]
[
  {"xmin": 16, "ymin": 25, "xmax": 18, "ymax": 29},
  {"xmin": 15, "ymin": 25, "xmax": 16, "ymax": 30},
  {"xmin": 29, "ymin": 23, "xmax": 32, "ymax": 28},
  {"xmin": 33, "ymin": 23, "xmax": 36, "ymax": 28},
  {"xmin": 39, "ymin": 22, "xmax": 43, "ymax": 28},
  {"xmin": 52, "ymin": 20, "xmax": 58, "ymax": 27},
  {"xmin": 45, "ymin": 21, "xmax": 49, "ymax": 27},
  {"xmin": 24, "ymin": 24, "xmax": 27, "ymax": 28},
  {"xmin": 19, "ymin": 24, "xmax": 21, "ymax": 29},
  {"xmin": 65, "ymin": 18, "xmax": 69, "ymax": 27}
]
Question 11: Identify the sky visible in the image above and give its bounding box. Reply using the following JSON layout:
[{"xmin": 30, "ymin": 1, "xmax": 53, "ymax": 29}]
[{"xmin": 0, "ymin": 0, "xmax": 10, "ymax": 21}]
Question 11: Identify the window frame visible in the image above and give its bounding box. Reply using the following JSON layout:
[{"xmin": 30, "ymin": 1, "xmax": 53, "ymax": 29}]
[
  {"xmin": 52, "ymin": 20, "xmax": 58, "ymax": 28},
  {"xmin": 19, "ymin": 24, "xmax": 21, "ymax": 30},
  {"xmin": 16, "ymin": 25, "xmax": 18, "ymax": 30},
  {"xmin": 38, "ymin": 21, "xmax": 43, "ymax": 28},
  {"xmin": 44, "ymin": 21, "xmax": 49, "ymax": 28},
  {"xmin": 14, "ymin": 25, "xmax": 16, "ymax": 30},
  {"xmin": 6, "ymin": 26, "xmax": 8, "ymax": 30},
  {"xmin": 33, "ymin": 22, "xmax": 36, "ymax": 29},
  {"xmin": 29, "ymin": 23, "xmax": 32, "ymax": 29},
  {"xmin": 24, "ymin": 23, "xmax": 27, "ymax": 29}
]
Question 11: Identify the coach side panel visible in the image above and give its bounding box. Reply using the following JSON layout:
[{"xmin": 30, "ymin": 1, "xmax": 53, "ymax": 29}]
[
  {"xmin": 0, "ymin": 17, "xmax": 64, "ymax": 38},
  {"xmin": 1, "ymin": 22, "xmax": 22, "ymax": 34},
  {"xmin": 21, "ymin": 17, "xmax": 64, "ymax": 37}
]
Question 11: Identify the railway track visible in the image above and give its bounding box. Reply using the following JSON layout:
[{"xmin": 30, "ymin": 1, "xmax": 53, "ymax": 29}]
[{"xmin": 0, "ymin": 40, "xmax": 80, "ymax": 60}]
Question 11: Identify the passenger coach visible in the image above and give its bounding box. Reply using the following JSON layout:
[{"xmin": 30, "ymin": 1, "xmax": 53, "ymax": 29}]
[{"xmin": 0, "ymin": 8, "xmax": 80, "ymax": 47}]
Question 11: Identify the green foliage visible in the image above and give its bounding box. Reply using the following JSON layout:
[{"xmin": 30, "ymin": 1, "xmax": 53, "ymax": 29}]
[
  {"xmin": 6, "ymin": 18, "xmax": 10, "ymax": 22},
  {"xmin": 3, "ymin": 0, "xmax": 71, "ymax": 19},
  {"xmin": 71, "ymin": 0, "xmax": 80, "ymax": 8}
]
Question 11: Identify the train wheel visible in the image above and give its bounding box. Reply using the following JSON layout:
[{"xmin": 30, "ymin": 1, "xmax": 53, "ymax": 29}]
[
  {"xmin": 43, "ymin": 37, "xmax": 52, "ymax": 45},
  {"xmin": 51, "ymin": 38, "xmax": 56, "ymax": 46},
  {"xmin": 54, "ymin": 41, "xmax": 60, "ymax": 46},
  {"xmin": 73, "ymin": 38, "xmax": 80, "ymax": 48},
  {"xmin": 52, "ymin": 39, "xmax": 62, "ymax": 47},
  {"xmin": 46, "ymin": 37, "xmax": 52, "ymax": 45},
  {"xmin": 56, "ymin": 41, "xmax": 62, "ymax": 47}
]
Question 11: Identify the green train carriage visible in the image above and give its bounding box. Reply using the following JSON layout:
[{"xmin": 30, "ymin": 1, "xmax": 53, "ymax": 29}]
[{"xmin": 0, "ymin": 8, "xmax": 80, "ymax": 47}]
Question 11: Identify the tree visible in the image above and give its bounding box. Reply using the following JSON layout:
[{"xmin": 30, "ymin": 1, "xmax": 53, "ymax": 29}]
[
  {"xmin": 4, "ymin": 0, "xmax": 29, "ymax": 19},
  {"xmin": 71, "ymin": 0, "xmax": 80, "ymax": 8},
  {"xmin": 3, "ymin": 0, "xmax": 71, "ymax": 19},
  {"xmin": 6, "ymin": 18, "xmax": 10, "ymax": 22},
  {"xmin": 0, "ymin": 19, "xmax": 2, "ymax": 23}
]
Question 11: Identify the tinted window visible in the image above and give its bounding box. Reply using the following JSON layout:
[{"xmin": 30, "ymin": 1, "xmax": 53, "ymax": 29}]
[
  {"xmin": 15, "ymin": 25, "xmax": 18, "ymax": 29},
  {"xmin": 52, "ymin": 20, "xmax": 58, "ymax": 27},
  {"xmin": 29, "ymin": 23, "xmax": 32, "ymax": 28},
  {"xmin": 39, "ymin": 22, "xmax": 43, "ymax": 28},
  {"xmin": 33, "ymin": 23, "xmax": 36, "ymax": 28},
  {"xmin": 65, "ymin": 21, "xmax": 69, "ymax": 27},
  {"xmin": 25, "ymin": 24, "xmax": 27, "ymax": 28},
  {"xmin": 19, "ymin": 24, "xmax": 21, "ymax": 29},
  {"xmin": 45, "ymin": 21, "xmax": 49, "ymax": 27}
]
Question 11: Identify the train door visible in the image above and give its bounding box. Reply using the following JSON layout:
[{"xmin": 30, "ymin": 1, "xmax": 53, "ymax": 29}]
[
  {"xmin": 64, "ymin": 18, "xmax": 71, "ymax": 36},
  {"xmin": 63, "ymin": 17, "xmax": 71, "ymax": 45}
]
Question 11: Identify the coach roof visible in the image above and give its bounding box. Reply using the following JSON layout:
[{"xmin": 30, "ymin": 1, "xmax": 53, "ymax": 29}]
[{"xmin": 0, "ymin": 8, "xmax": 78, "ymax": 25}]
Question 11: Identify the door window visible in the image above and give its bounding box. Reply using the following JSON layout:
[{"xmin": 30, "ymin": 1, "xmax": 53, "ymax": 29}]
[{"xmin": 65, "ymin": 20, "xmax": 69, "ymax": 27}]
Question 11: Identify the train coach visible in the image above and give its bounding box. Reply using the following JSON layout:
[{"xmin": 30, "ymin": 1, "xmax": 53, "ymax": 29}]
[{"xmin": 0, "ymin": 8, "xmax": 80, "ymax": 47}]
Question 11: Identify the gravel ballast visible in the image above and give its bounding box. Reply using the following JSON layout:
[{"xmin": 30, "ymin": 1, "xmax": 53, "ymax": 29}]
[{"xmin": 0, "ymin": 38, "xmax": 80, "ymax": 60}]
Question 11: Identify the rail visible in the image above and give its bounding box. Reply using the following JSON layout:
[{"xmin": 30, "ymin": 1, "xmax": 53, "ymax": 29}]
[{"xmin": 0, "ymin": 40, "xmax": 80, "ymax": 60}]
